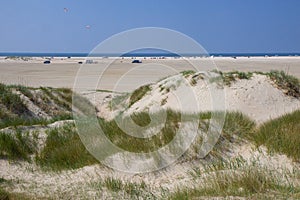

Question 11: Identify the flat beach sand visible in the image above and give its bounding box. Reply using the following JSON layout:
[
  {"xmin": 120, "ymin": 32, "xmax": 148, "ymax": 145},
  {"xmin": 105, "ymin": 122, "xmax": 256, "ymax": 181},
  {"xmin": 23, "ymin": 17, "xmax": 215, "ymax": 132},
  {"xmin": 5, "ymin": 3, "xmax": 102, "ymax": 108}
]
[{"xmin": 0, "ymin": 56, "xmax": 299, "ymax": 92}]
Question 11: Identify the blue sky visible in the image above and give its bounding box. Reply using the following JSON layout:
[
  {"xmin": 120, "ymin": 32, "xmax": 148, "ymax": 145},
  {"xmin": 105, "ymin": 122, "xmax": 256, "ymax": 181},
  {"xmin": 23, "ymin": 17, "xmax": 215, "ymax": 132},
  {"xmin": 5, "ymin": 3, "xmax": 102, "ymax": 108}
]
[{"xmin": 0, "ymin": 0, "xmax": 299, "ymax": 53}]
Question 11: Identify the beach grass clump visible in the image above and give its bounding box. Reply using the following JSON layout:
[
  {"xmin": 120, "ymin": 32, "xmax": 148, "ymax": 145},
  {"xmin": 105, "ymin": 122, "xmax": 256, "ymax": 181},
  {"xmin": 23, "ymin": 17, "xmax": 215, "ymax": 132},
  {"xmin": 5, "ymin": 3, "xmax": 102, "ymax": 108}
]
[
  {"xmin": 100, "ymin": 178, "xmax": 149, "ymax": 198},
  {"xmin": 171, "ymin": 165, "xmax": 298, "ymax": 199},
  {"xmin": 56, "ymin": 87, "xmax": 73, "ymax": 104},
  {"xmin": 222, "ymin": 112, "xmax": 256, "ymax": 140},
  {"xmin": 252, "ymin": 110, "xmax": 300, "ymax": 161},
  {"xmin": 0, "ymin": 186, "xmax": 9, "ymax": 200},
  {"xmin": 0, "ymin": 117, "xmax": 39, "ymax": 130},
  {"xmin": 266, "ymin": 70, "xmax": 300, "ymax": 98},
  {"xmin": 103, "ymin": 178, "xmax": 123, "ymax": 192},
  {"xmin": 210, "ymin": 70, "xmax": 254, "ymax": 85},
  {"xmin": 211, "ymin": 71, "xmax": 254, "ymax": 86},
  {"xmin": 40, "ymin": 87, "xmax": 71, "ymax": 110},
  {"xmin": 0, "ymin": 129, "xmax": 37, "ymax": 160},
  {"xmin": 99, "ymin": 109, "xmax": 181, "ymax": 153},
  {"xmin": 36, "ymin": 123, "xmax": 98, "ymax": 171},
  {"xmin": 129, "ymin": 84, "xmax": 151, "ymax": 107},
  {"xmin": 0, "ymin": 84, "xmax": 73, "ymax": 129},
  {"xmin": 0, "ymin": 113, "xmax": 72, "ymax": 130},
  {"xmin": 99, "ymin": 111, "xmax": 255, "ymax": 158},
  {"xmin": 0, "ymin": 83, "xmax": 29, "ymax": 115},
  {"xmin": 14, "ymin": 85, "xmax": 35, "ymax": 100},
  {"xmin": 181, "ymin": 70, "xmax": 196, "ymax": 77},
  {"xmin": 205, "ymin": 112, "xmax": 255, "ymax": 157},
  {"xmin": 0, "ymin": 185, "xmax": 31, "ymax": 200}
]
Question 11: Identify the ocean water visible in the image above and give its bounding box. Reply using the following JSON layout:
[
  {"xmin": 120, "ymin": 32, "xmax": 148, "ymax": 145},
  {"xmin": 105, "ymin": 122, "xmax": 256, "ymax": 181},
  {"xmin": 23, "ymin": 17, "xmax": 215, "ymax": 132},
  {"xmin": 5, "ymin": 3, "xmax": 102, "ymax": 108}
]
[{"xmin": 0, "ymin": 52, "xmax": 299, "ymax": 58}]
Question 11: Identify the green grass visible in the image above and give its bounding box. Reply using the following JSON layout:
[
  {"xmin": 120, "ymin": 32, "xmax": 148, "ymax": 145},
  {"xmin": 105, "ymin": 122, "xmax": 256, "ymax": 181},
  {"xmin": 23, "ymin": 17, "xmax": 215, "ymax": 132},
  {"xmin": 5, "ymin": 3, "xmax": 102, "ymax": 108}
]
[
  {"xmin": 99, "ymin": 109, "xmax": 181, "ymax": 153},
  {"xmin": 103, "ymin": 178, "xmax": 123, "ymax": 192},
  {"xmin": 180, "ymin": 70, "xmax": 196, "ymax": 77},
  {"xmin": 36, "ymin": 123, "xmax": 98, "ymax": 171},
  {"xmin": 252, "ymin": 110, "xmax": 300, "ymax": 161},
  {"xmin": 129, "ymin": 84, "xmax": 151, "ymax": 107},
  {"xmin": 0, "ymin": 188, "xmax": 32, "ymax": 200},
  {"xmin": 197, "ymin": 112, "xmax": 255, "ymax": 158},
  {"xmin": 104, "ymin": 178, "xmax": 147, "ymax": 196},
  {"xmin": 0, "ymin": 129, "xmax": 37, "ymax": 160},
  {"xmin": 222, "ymin": 112, "xmax": 256, "ymax": 140},
  {"xmin": 0, "ymin": 186, "xmax": 9, "ymax": 200},
  {"xmin": 33, "ymin": 110, "xmax": 257, "ymax": 170},
  {"xmin": 40, "ymin": 87, "xmax": 71, "ymax": 110},
  {"xmin": 95, "ymin": 178, "xmax": 151, "ymax": 198},
  {"xmin": 171, "ymin": 170, "xmax": 297, "ymax": 199},
  {"xmin": 0, "ymin": 83, "xmax": 29, "ymax": 115},
  {"xmin": 55, "ymin": 88, "xmax": 73, "ymax": 104},
  {"xmin": 0, "ymin": 113, "xmax": 72, "ymax": 130},
  {"xmin": 0, "ymin": 84, "xmax": 73, "ymax": 129},
  {"xmin": 266, "ymin": 70, "xmax": 300, "ymax": 98},
  {"xmin": 210, "ymin": 70, "xmax": 254, "ymax": 86},
  {"xmin": 14, "ymin": 85, "xmax": 35, "ymax": 100}
]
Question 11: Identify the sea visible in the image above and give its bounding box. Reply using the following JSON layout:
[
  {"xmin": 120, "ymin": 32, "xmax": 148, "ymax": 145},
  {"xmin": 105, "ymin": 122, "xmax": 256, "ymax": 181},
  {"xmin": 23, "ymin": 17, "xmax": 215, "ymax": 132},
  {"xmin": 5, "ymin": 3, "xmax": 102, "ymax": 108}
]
[{"xmin": 0, "ymin": 52, "xmax": 299, "ymax": 58}]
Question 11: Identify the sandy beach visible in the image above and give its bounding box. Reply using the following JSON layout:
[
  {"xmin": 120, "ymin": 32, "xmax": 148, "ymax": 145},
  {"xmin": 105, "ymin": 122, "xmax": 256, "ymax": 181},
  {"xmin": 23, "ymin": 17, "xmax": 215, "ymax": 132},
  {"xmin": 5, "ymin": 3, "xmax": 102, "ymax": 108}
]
[{"xmin": 1, "ymin": 56, "xmax": 300, "ymax": 92}]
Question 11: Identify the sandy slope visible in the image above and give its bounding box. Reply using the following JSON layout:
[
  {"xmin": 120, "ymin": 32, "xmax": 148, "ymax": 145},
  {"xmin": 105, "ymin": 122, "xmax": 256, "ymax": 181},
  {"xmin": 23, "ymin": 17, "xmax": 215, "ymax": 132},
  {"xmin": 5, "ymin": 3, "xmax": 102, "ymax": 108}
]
[{"xmin": 95, "ymin": 72, "xmax": 300, "ymax": 124}]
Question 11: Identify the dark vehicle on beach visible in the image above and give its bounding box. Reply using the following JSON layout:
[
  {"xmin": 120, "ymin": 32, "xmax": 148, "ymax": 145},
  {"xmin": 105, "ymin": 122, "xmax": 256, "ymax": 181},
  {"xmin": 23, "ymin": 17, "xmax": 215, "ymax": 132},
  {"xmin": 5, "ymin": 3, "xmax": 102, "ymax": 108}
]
[
  {"xmin": 43, "ymin": 60, "xmax": 51, "ymax": 64},
  {"xmin": 132, "ymin": 59, "xmax": 142, "ymax": 63}
]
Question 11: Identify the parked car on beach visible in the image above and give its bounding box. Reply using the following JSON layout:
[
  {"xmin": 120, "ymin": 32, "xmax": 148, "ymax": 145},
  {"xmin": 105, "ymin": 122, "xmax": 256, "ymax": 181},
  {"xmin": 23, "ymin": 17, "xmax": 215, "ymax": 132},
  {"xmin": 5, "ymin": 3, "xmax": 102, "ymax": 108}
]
[{"xmin": 132, "ymin": 59, "xmax": 142, "ymax": 63}]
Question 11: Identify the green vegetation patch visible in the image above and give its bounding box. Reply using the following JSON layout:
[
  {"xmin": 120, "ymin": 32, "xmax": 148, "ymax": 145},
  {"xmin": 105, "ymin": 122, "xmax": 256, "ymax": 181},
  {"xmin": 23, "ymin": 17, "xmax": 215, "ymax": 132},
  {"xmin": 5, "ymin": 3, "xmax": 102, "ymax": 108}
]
[
  {"xmin": 173, "ymin": 157, "xmax": 299, "ymax": 199},
  {"xmin": 0, "ymin": 83, "xmax": 29, "ymax": 115},
  {"xmin": 222, "ymin": 112, "xmax": 256, "ymax": 140},
  {"xmin": 211, "ymin": 70, "xmax": 254, "ymax": 86},
  {"xmin": 253, "ymin": 110, "xmax": 300, "ymax": 161},
  {"xmin": 36, "ymin": 123, "xmax": 98, "ymax": 171},
  {"xmin": 91, "ymin": 178, "xmax": 153, "ymax": 199},
  {"xmin": 99, "ymin": 109, "xmax": 181, "ymax": 153},
  {"xmin": 40, "ymin": 87, "xmax": 71, "ymax": 110},
  {"xmin": 129, "ymin": 84, "xmax": 151, "ymax": 107},
  {"xmin": 266, "ymin": 70, "xmax": 300, "ymax": 98},
  {"xmin": 0, "ymin": 129, "xmax": 37, "ymax": 160},
  {"xmin": 0, "ymin": 84, "xmax": 73, "ymax": 129},
  {"xmin": 181, "ymin": 70, "xmax": 196, "ymax": 77}
]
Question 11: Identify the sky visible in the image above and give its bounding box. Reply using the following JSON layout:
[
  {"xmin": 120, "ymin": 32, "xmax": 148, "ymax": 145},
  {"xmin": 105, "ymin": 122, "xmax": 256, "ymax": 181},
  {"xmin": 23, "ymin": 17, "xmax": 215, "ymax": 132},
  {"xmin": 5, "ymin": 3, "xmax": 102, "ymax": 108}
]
[{"xmin": 0, "ymin": 0, "xmax": 299, "ymax": 53}]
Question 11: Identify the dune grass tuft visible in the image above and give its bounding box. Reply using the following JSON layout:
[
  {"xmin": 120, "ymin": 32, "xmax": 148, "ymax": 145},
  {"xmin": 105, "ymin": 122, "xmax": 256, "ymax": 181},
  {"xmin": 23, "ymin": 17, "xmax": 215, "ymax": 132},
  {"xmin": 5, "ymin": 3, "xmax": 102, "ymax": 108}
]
[
  {"xmin": 253, "ymin": 110, "xmax": 300, "ymax": 161},
  {"xmin": 210, "ymin": 70, "xmax": 254, "ymax": 86},
  {"xmin": 0, "ymin": 83, "xmax": 29, "ymax": 115},
  {"xmin": 129, "ymin": 84, "xmax": 151, "ymax": 107},
  {"xmin": 0, "ymin": 84, "xmax": 73, "ymax": 129},
  {"xmin": 0, "ymin": 129, "xmax": 37, "ymax": 160},
  {"xmin": 99, "ymin": 109, "xmax": 181, "ymax": 153},
  {"xmin": 171, "ymin": 163, "xmax": 299, "ymax": 199},
  {"xmin": 181, "ymin": 70, "xmax": 196, "ymax": 77},
  {"xmin": 96, "ymin": 178, "xmax": 150, "ymax": 198},
  {"xmin": 36, "ymin": 123, "xmax": 98, "ymax": 171},
  {"xmin": 266, "ymin": 70, "xmax": 300, "ymax": 98}
]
